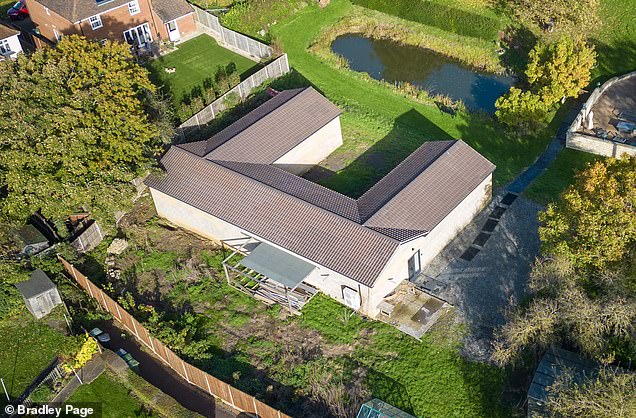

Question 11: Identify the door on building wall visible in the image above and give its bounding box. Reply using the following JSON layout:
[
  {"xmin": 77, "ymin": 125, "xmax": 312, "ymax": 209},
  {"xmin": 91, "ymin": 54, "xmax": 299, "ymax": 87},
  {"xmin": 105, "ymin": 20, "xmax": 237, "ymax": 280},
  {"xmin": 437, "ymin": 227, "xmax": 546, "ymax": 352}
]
[
  {"xmin": 408, "ymin": 250, "xmax": 421, "ymax": 279},
  {"xmin": 123, "ymin": 23, "xmax": 152, "ymax": 48},
  {"xmin": 342, "ymin": 286, "xmax": 361, "ymax": 310},
  {"xmin": 166, "ymin": 20, "xmax": 180, "ymax": 42}
]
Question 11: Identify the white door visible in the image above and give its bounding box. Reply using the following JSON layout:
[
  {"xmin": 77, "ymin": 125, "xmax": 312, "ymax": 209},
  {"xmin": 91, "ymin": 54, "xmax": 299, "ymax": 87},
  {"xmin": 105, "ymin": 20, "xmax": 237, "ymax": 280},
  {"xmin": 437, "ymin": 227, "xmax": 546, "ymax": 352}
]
[
  {"xmin": 166, "ymin": 20, "xmax": 180, "ymax": 42},
  {"xmin": 342, "ymin": 286, "xmax": 361, "ymax": 310}
]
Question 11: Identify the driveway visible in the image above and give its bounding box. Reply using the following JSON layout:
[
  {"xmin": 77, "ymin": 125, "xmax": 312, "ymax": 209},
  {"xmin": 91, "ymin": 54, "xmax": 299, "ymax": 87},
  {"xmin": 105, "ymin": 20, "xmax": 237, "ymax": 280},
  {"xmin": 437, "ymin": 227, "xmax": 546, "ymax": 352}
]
[
  {"xmin": 98, "ymin": 320, "xmax": 238, "ymax": 418},
  {"xmin": 413, "ymin": 194, "xmax": 542, "ymax": 360}
]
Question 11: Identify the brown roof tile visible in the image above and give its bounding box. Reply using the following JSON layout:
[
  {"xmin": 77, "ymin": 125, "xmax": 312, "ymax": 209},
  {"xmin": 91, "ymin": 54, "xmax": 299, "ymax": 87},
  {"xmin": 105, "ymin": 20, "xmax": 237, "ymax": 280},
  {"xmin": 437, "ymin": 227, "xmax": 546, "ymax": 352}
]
[
  {"xmin": 364, "ymin": 141, "xmax": 496, "ymax": 234},
  {"xmin": 147, "ymin": 147, "xmax": 398, "ymax": 286},
  {"xmin": 205, "ymin": 87, "xmax": 342, "ymax": 163},
  {"xmin": 149, "ymin": 89, "xmax": 495, "ymax": 287},
  {"xmin": 0, "ymin": 23, "xmax": 19, "ymax": 40}
]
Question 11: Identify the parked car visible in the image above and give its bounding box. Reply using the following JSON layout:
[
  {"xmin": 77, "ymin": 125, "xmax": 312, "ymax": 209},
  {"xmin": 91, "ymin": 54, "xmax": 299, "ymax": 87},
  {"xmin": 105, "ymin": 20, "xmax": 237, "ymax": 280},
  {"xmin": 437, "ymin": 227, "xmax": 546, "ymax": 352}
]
[{"xmin": 7, "ymin": 0, "xmax": 28, "ymax": 20}]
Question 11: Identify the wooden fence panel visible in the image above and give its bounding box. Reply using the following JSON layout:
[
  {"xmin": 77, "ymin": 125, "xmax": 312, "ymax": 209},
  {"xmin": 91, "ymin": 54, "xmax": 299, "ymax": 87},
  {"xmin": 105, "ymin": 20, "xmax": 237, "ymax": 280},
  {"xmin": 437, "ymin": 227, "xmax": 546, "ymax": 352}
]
[
  {"xmin": 229, "ymin": 386, "xmax": 255, "ymax": 413},
  {"xmin": 58, "ymin": 257, "xmax": 292, "ymax": 417}
]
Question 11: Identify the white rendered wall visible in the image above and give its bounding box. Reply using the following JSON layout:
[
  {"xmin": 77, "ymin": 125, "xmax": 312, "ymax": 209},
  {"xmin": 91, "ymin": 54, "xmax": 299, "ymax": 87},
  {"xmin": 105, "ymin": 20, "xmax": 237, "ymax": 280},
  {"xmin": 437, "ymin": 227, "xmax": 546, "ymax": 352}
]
[
  {"xmin": 2, "ymin": 34, "xmax": 22, "ymax": 57},
  {"xmin": 273, "ymin": 117, "xmax": 343, "ymax": 175},
  {"xmin": 365, "ymin": 174, "xmax": 492, "ymax": 315}
]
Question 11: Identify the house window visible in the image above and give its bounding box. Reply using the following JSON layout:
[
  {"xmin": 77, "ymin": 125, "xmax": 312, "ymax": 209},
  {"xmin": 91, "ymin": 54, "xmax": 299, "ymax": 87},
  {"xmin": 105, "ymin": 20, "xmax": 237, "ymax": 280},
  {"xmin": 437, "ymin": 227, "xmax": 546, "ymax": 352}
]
[
  {"xmin": 0, "ymin": 39, "xmax": 10, "ymax": 54},
  {"xmin": 89, "ymin": 15, "xmax": 103, "ymax": 30},
  {"xmin": 45, "ymin": 7, "xmax": 50, "ymax": 15},
  {"xmin": 128, "ymin": 0, "xmax": 140, "ymax": 15},
  {"xmin": 53, "ymin": 29, "xmax": 62, "ymax": 41},
  {"xmin": 407, "ymin": 250, "xmax": 421, "ymax": 279}
]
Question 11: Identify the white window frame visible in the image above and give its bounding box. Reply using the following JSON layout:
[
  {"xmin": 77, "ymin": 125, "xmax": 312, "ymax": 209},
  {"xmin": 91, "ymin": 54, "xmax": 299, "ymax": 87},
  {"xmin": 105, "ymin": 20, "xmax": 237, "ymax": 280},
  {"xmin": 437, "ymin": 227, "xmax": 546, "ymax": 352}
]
[
  {"xmin": 123, "ymin": 22, "xmax": 152, "ymax": 47},
  {"xmin": 53, "ymin": 29, "xmax": 62, "ymax": 41},
  {"xmin": 128, "ymin": 0, "xmax": 140, "ymax": 15},
  {"xmin": 89, "ymin": 15, "xmax": 103, "ymax": 30},
  {"xmin": 0, "ymin": 39, "xmax": 11, "ymax": 54}
]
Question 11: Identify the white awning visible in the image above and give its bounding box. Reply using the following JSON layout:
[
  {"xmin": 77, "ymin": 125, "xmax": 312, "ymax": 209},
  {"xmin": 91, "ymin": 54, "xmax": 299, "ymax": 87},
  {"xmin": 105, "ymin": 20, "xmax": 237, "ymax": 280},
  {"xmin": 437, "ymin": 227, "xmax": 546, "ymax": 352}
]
[{"xmin": 240, "ymin": 243, "xmax": 316, "ymax": 290}]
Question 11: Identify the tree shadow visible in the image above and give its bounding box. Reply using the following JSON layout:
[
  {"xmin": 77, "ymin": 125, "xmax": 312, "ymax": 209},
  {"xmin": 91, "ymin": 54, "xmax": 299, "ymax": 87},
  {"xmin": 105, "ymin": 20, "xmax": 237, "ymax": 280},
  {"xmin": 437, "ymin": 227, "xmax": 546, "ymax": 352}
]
[{"xmin": 589, "ymin": 38, "xmax": 636, "ymax": 85}]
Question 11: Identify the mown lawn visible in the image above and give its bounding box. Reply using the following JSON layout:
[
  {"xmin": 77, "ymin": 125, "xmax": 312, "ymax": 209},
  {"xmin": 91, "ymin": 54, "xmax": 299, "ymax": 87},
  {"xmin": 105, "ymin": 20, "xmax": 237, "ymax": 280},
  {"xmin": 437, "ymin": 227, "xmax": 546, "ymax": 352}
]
[
  {"xmin": 0, "ymin": 308, "xmax": 79, "ymax": 404},
  {"xmin": 67, "ymin": 372, "xmax": 157, "ymax": 418},
  {"xmin": 593, "ymin": 0, "xmax": 636, "ymax": 81},
  {"xmin": 270, "ymin": 0, "xmax": 551, "ymax": 196},
  {"xmin": 147, "ymin": 34, "xmax": 260, "ymax": 105}
]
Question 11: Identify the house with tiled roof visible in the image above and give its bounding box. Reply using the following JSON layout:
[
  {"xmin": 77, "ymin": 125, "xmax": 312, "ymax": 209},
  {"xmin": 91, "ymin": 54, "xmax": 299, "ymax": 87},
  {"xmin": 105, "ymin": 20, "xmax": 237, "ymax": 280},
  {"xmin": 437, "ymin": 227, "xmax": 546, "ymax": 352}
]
[
  {"xmin": 25, "ymin": 0, "xmax": 195, "ymax": 48},
  {"xmin": 0, "ymin": 22, "xmax": 23, "ymax": 59},
  {"xmin": 147, "ymin": 87, "xmax": 495, "ymax": 317}
]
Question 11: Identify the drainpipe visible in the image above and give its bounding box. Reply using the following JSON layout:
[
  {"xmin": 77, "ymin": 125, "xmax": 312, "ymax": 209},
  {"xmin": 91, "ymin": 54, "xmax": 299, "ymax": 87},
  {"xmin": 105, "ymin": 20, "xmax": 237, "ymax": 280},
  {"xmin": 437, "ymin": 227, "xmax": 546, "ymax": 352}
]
[{"xmin": 145, "ymin": 0, "xmax": 162, "ymax": 43}]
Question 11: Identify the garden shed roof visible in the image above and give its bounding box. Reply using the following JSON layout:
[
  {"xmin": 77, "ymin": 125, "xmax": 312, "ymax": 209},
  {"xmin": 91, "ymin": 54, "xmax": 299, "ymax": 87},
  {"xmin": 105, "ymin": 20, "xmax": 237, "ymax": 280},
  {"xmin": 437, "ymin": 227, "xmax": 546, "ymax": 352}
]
[{"xmin": 15, "ymin": 269, "xmax": 56, "ymax": 299}]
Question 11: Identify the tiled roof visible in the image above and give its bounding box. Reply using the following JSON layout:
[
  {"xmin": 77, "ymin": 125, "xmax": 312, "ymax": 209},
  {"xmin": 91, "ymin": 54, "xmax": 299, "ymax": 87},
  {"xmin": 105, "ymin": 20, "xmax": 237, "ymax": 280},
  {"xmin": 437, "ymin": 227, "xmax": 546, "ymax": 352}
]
[
  {"xmin": 36, "ymin": 0, "xmax": 191, "ymax": 23},
  {"xmin": 205, "ymin": 87, "xmax": 342, "ymax": 163},
  {"xmin": 364, "ymin": 141, "xmax": 496, "ymax": 235},
  {"xmin": 0, "ymin": 23, "xmax": 19, "ymax": 40},
  {"xmin": 148, "ymin": 88, "xmax": 496, "ymax": 286},
  {"xmin": 146, "ymin": 147, "xmax": 399, "ymax": 286},
  {"xmin": 36, "ymin": 0, "xmax": 130, "ymax": 22},
  {"xmin": 150, "ymin": 0, "xmax": 193, "ymax": 22}
]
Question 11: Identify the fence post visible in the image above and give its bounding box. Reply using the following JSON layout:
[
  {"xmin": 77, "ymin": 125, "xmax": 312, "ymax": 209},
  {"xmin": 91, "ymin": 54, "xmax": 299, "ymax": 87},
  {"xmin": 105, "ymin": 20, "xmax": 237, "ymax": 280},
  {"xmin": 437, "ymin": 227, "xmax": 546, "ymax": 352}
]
[{"xmin": 194, "ymin": 112, "xmax": 200, "ymax": 128}]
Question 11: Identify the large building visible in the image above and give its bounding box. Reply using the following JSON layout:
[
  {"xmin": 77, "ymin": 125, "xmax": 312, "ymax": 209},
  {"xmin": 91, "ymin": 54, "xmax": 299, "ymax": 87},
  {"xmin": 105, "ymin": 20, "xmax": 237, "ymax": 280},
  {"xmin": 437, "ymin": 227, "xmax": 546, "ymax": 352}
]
[
  {"xmin": 26, "ymin": 0, "xmax": 196, "ymax": 48},
  {"xmin": 146, "ymin": 87, "xmax": 495, "ymax": 317}
]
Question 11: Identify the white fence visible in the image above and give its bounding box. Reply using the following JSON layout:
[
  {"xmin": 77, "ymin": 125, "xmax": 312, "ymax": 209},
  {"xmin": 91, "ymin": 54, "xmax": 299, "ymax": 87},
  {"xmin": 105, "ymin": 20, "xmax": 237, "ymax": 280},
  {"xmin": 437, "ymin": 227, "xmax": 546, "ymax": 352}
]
[
  {"xmin": 176, "ymin": 53, "xmax": 290, "ymax": 139},
  {"xmin": 193, "ymin": 6, "xmax": 273, "ymax": 60}
]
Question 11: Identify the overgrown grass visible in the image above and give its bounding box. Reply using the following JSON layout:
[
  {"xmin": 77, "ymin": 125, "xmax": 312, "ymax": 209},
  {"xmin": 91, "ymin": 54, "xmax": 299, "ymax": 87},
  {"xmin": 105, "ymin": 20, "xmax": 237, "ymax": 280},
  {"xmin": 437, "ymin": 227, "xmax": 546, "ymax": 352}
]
[
  {"xmin": 270, "ymin": 0, "xmax": 551, "ymax": 195},
  {"xmin": 310, "ymin": 4, "xmax": 505, "ymax": 73},
  {"xmin": 221, "ymin": 0, "xmax": 308, "ymax": 41},
  {"xmin": 67, "ymin": 371, "xmax": 158, "ymax": 418},
  {"xmin": 524, "ymin": 149, "xmax": 605, "ymax": 205},
  {"xmin": 352, "ymin": 0, "xmax": 504, "ymax": 40},
  {"xmin": 0, "ymin": 308, "xmax": 79, "ymax": 405}
]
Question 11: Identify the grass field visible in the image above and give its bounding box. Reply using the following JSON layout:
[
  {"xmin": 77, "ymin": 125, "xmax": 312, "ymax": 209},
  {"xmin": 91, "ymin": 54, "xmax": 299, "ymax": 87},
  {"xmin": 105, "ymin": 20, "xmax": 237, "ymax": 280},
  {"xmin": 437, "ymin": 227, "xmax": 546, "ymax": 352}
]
[
  {"xmin": 524, "ymin": 149, "xmax": 604, "ymax": 205},
  {"xmin": 0, "ymin": 308, "xmax": 79, "ymax": 404},
  {"xmin": 67, "ymin": 372, "xmax": 157, "ymax": 418},
  {"xmin": 592, "ymin": 0, "xmax": 636, "ymax": 81},
  {"xmin": 269, "ymin": 0, "xmax": 550, "ymax": 196},
  {"xmin": 147, "ymin": 34, "xmax": 260, "ymax": 106}
]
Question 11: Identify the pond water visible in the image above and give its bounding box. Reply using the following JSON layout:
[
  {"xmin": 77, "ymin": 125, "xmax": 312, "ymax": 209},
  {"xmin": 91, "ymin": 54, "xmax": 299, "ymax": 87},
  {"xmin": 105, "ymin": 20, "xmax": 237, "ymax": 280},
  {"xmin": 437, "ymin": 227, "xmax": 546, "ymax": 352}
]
[{"xmin": 331, "ymin": 35, "xmax": 514, "ymax": 113}]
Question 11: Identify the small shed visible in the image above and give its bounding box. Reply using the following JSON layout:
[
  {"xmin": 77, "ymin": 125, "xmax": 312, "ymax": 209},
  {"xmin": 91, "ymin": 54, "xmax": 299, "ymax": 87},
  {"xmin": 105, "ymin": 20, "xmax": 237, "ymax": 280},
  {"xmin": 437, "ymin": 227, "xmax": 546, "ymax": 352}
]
[
  {"xmin": 527, "ymin": 347, "xmax": 598, "ymax": 417},
  {"xmin": 357, "ymin": 399, "xmax": 415, "ymax": 418},
  {"xmin": 16, "ymin": 224, "xmax": 49, "ymax": 255},
  {"xmin": 15, "ymin": 270, "xmax": 62, "ymax": 319}
]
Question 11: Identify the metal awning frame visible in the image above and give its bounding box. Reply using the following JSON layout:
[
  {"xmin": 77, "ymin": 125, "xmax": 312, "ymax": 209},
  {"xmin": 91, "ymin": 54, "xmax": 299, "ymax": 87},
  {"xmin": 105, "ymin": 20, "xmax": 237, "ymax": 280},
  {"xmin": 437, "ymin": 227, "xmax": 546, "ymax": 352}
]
[{"xmin": 221, "ymin": 235, "xmax": 318, "ymax": 314}]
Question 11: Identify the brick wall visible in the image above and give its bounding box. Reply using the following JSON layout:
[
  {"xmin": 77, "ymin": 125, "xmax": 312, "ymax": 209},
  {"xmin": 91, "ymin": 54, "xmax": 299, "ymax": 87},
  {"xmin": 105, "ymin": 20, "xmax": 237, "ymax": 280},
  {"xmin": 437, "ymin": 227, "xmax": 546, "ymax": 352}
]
[
  {"xmin": 26, "ymin": 0, "xmax": 80, "ymax": 44},
  {"xmin": 26, "ymin": 0, "xmax": 195, "ymax": 45},
  {"xmin": 77, "ymin": 0, "xmax": 160, "ymax": 44}
]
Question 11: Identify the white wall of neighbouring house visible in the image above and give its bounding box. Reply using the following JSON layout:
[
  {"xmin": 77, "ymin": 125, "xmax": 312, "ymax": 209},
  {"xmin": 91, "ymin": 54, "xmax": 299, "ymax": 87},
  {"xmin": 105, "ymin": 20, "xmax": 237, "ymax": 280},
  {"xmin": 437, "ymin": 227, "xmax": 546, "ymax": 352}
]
[
  {"xmin": 2, "ymin": 34, "xmax": 23, "ymax": 57},
  {"xmin": 365, "ymin": 174, "xmax": 493, "ymax": 316},
  {"xmin": 273, "ymin": 116, "xmax": 343, "ymax": 175}
]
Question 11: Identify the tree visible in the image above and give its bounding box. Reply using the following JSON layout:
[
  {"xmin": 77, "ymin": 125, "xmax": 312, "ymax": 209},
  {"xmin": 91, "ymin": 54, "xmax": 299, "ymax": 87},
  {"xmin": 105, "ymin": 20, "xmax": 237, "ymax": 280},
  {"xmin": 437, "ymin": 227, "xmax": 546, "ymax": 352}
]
[
  {"xmin": 0, "ymin": 36, "xmax": 170, "ymax": 227},
  {"xmin": 508, "ymin": 0, "xmax": 599, "ymax": 35},
  {"xmin": 493, "ymin": 157, "xmax": 636, "ymax": 366},
  {"xmin": 546, "ymin": 368, "xmax": 636, "ymax": 418},
  {"xmin": 539, "ymin": 157, "xmax": 636, "ymax": 271},
  {"xmin": 492, "ymin": 256, "xmax": 636, "ymax": 365},
  {"xmin": 495, "ymin": 87, "xmax": 549, "ymax": 132},
  {"xmin": 526, "ymin": 37, "xmax": 596, "ymax": 104}
]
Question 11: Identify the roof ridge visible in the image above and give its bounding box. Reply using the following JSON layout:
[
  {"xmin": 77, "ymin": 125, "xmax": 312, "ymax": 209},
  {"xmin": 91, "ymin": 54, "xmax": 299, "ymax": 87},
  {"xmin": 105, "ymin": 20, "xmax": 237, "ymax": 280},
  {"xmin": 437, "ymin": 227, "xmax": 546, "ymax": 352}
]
[
  {"xmin": 203, "ymin": 88, "xmax": 306, "ymax": 155},
  {"xmin": 170, "ymin": 147, "xmax": 400, "ymax": 244},
  {"xmin": 357, "ymin": 140, "xmax": 458, "ymax": 221}
]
